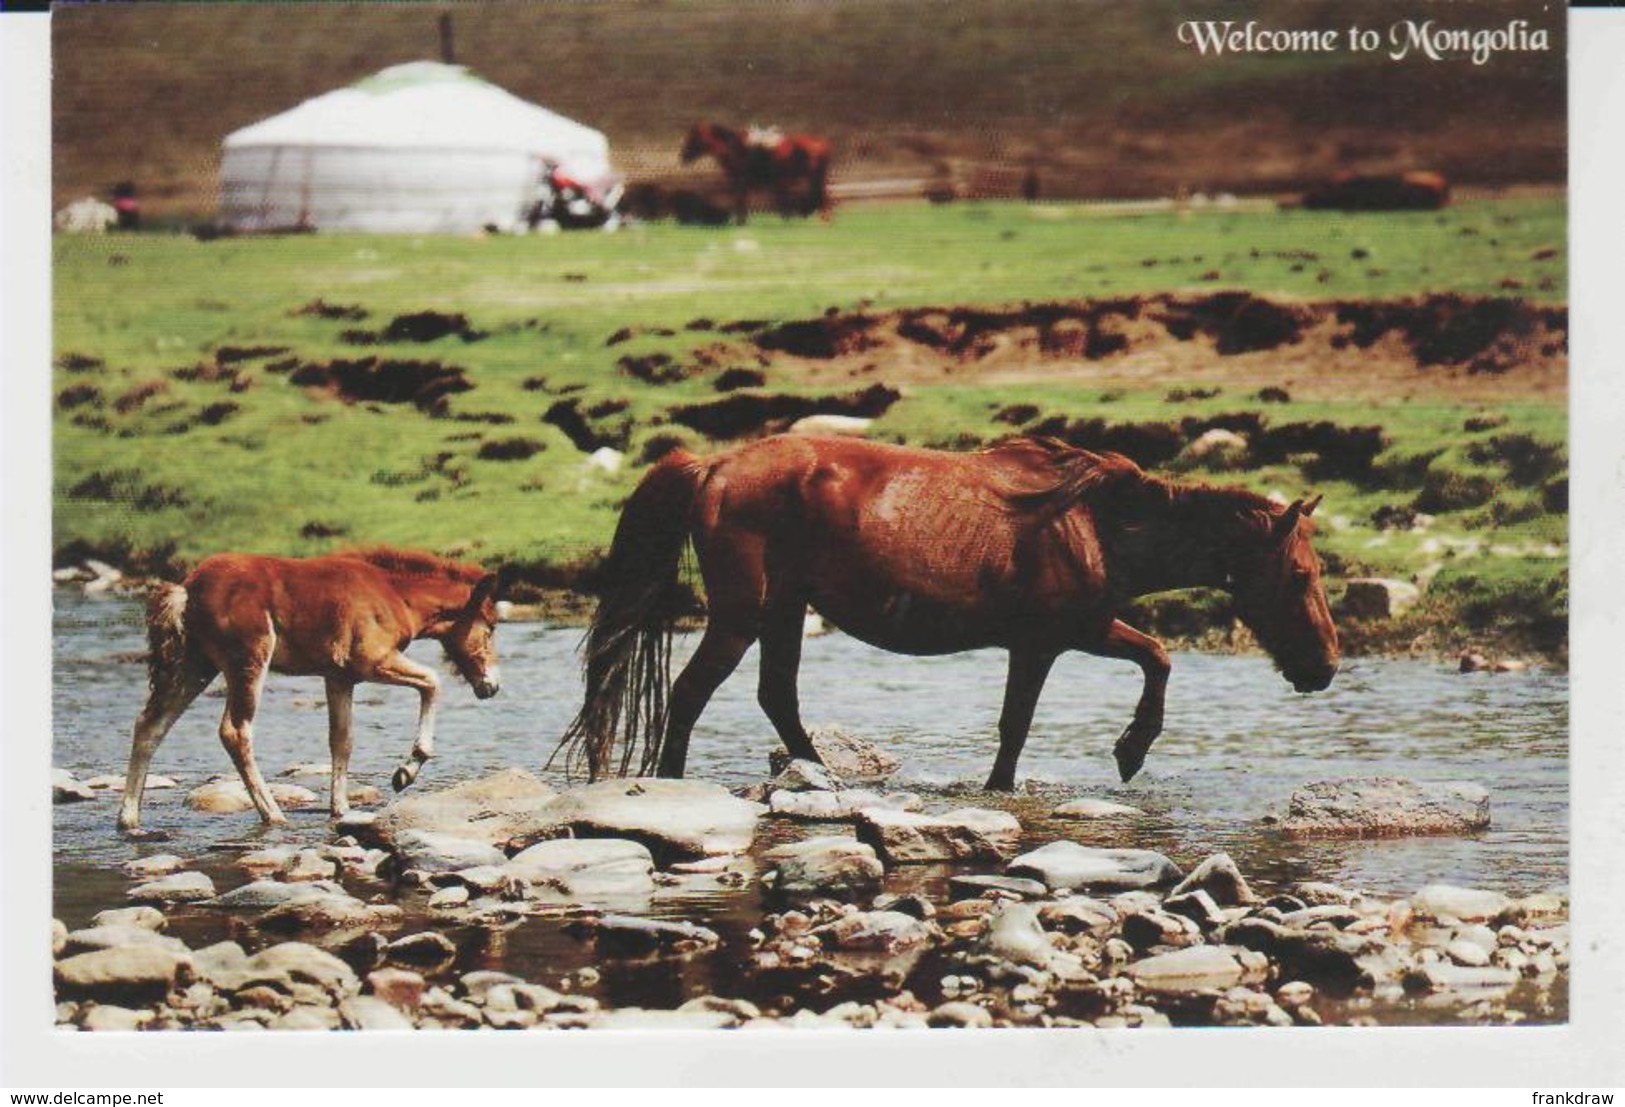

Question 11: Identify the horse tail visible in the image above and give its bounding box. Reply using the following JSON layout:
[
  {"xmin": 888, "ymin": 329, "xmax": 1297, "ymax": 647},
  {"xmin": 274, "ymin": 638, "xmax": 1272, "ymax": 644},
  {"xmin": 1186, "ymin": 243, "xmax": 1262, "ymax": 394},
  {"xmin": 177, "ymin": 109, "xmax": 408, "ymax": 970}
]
[
  {"xmin": 145, "ymin": 581, "xmax": 191, "ymax": 693},
  {"xmin": 808, "ymin": 146, "xmax": 832, "ymax": 217},
  {"xmin": 553, "ymin": 450, "xmax": 706, "ymax": 780}
]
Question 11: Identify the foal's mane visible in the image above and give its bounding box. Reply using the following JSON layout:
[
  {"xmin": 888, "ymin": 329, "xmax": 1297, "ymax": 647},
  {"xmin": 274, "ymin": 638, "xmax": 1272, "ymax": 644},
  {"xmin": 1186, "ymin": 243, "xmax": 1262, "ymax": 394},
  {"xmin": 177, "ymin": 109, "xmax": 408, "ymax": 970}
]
[{"xmin": 338, "ymin": 546, "xmax": 485, "ymax": 584}]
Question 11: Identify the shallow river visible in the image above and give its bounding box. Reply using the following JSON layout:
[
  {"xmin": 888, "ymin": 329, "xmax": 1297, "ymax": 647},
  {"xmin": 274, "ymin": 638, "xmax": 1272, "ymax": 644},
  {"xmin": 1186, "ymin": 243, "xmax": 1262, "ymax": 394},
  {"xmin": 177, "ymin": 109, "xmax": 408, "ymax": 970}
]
[{"xmin": 51, "ymin": 591, "xmax": 1569, "ymax": 1023}]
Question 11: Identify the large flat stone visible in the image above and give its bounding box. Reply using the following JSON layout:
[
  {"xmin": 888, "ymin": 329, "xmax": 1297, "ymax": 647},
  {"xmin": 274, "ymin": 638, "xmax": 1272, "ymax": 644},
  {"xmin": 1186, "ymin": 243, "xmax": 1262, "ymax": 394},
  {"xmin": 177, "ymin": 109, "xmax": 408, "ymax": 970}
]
[
  {"xmin": 1006, "ymin": 842, "xmax": 1182, "ymax": 891},
  {"xmin": 763, "ymin": 836, "xmax": 883, "ymax": 899},
  {"xmin": 504, "ymin": 838, "xmax": 656, "ymax": 899},
  {"xmin": 1126, "ymin": 945, "xmax": 1248, "ymax": 992},
  {"xmin": 525, "ymin": 779, "xmax": 764, "ymax": 860},
  {"xmin": 855, "ymin": 807, "xmax": 1021, "ymax": 864},
  {"xmin": 1275, "ymin": 778, "xmax": 1490, "ymax": 838},
  {"xmin": 374, "ymin": 768, "xmax": 559, "ymax": 847}
]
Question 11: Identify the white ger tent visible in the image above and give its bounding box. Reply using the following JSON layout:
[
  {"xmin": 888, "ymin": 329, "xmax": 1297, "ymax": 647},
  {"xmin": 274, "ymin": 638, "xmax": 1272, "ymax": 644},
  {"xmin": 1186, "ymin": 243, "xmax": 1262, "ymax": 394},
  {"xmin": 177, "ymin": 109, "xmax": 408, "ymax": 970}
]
[{"xmin": 220, "ymin": 61, "xmax": 613, "ymax": 233}]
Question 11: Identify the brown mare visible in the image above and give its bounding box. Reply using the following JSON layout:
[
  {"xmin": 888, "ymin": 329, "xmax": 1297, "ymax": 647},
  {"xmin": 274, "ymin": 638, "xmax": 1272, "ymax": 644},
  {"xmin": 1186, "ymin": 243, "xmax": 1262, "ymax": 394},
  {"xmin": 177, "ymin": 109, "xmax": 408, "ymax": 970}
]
[
  {"xmin": 118, "ymin": 549, "xmax": 503, "ymax": 834},
  {"xmin": 557, "ymin": 435, "xmax": 1339, "ymax": 789},
  {"xmin": 679, "ymin": 122, "xmax": 832, "ymax": 224}
]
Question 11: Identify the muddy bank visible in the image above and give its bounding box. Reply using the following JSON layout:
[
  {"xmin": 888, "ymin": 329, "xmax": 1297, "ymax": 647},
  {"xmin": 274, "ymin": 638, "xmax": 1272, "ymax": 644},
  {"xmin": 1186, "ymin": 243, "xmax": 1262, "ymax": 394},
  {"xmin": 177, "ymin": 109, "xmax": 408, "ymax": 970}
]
[
  {"xmin": 52, "ymin": 756, "xmax": 1567, "ymax": 1032},
  {"xmin": 738, "ymin": 293, "xmax": 1566, "ymax": 390}
]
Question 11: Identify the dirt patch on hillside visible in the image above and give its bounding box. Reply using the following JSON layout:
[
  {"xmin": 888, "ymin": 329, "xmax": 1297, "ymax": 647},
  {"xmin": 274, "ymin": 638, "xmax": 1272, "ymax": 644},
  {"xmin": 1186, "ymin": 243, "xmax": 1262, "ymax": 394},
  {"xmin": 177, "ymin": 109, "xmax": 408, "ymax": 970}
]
[
  {"xmin": 670, "ymin": 384, "xmax": 902, "ymax": 439},
  {"xmin": 288, "ymin": 358, "xmax": 473, "ymax": 412},
  {"xmin": 744, "ymin": 293, "xmax": 1566, "ymax": 403}
]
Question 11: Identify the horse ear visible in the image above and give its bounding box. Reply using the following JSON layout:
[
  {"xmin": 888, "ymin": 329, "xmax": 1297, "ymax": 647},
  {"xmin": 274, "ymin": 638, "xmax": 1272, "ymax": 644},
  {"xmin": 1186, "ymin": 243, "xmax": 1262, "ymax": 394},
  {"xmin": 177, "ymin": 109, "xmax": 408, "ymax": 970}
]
[
  {"xmin": 1272, "ymin": 500, "xmax": 1306, "ymax": 545},
  {"xmin": 469, "ymin": 572, "xmax": 502, "ymax": 608},
  {"xmin": 1303, "ymin": 493, "xmax": 1323, "ymax": 517}
]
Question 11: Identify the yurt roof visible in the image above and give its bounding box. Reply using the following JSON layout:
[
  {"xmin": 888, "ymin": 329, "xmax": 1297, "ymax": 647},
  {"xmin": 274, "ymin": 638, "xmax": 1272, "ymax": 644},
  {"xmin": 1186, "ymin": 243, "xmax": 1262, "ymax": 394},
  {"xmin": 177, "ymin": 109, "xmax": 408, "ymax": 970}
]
[{"xmin": 222, "ymin": 61, "xmax": 608, "ymax": 157}]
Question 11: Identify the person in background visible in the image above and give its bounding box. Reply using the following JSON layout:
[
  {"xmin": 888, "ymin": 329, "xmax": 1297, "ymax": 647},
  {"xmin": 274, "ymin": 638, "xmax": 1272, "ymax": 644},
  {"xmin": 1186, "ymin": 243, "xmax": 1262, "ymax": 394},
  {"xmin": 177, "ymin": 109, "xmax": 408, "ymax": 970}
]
[{"xmin": 111, "ymin": 181, "xmax": 140, "ymax": 231}]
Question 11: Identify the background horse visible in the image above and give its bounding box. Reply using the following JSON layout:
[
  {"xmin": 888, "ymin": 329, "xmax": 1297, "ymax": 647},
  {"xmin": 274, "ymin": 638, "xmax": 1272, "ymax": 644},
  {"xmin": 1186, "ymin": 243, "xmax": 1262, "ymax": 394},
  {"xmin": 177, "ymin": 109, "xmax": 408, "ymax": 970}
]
[
  {"xmin": 556, "ymin": 435, "xmax": 1338, "ymax": 789},
  {"xmin": 118, "ymin": 549, "xmax": 503, "ymax": 833},
  {"xmin": 680, "ymin": 122, "xmax": 832, "ymax": 224}
]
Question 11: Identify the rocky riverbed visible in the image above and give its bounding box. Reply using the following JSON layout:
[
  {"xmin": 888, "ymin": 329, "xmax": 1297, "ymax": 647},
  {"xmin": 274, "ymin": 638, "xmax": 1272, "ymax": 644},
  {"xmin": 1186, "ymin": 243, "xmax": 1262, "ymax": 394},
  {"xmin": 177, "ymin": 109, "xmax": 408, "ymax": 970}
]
[{"xmin": 52, "ymin": 741, "xmax": 1568, "ymax": 1032}]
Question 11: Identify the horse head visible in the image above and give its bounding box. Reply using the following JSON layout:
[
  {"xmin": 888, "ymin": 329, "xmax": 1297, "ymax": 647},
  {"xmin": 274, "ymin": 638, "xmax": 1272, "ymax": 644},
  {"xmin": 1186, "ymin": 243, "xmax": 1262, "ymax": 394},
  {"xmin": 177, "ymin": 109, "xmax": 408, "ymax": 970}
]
[
  {"xmin": 432, "ymin": 571, "xmax": 504, "ymax": 699},
  {"xmin": 1229, "ymin": 496, "xmax": 1340, "ymax": 693},
  {"xmin": 680, "ymin": 123, "xmax": 712, "ymax": 164}
]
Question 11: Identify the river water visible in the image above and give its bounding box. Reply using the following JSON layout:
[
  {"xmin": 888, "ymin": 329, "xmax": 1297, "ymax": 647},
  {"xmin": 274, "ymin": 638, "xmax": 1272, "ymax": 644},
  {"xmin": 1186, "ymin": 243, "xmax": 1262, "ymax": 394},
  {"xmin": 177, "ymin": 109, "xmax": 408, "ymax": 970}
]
[{"xmin": 51, "ymin": 590, "xmax": 1569, "ymax": 1023}]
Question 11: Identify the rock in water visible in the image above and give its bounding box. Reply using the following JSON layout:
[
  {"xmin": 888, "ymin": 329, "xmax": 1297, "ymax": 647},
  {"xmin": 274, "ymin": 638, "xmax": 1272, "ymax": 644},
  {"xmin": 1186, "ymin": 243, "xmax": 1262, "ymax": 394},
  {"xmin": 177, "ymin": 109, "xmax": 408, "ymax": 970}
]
[
  {"xmin": 55, "ymin": 946, "xmax": 192, "ymax": 1003},
  {"xmin": 1051, "ymin": 797, "xmax": 1144, "ymax": 819},
  {"xmin": 1274, "ymin": 778, "xmax": 1490, "ymax": 837},
  {"xmin": 1006, "ymin": 842, "xmax": 1182, "ymax": 891},
  {"xmin": 854, "ymin": 807, "xmax": 1021, "ymax": 864},
  {"xmin": 185, "ymin": 779, "xmax": 320, "ymax": 814},
  {"xmin": 1408, "ymin": 884, "xmax": 1513, "ymax": 924},
  {"xmin": 814, "ymin": 910, "xmax": 934, "ymax": 954},
  {"xmin": 769, "ymin": 789, "xmax": 919, "ymax": 821},
  {"xmin": 767, "ymin": 726, "xmax": 901, "ymax": 783},
  {"xmin": 374, "ymin": 768, "xmax": 558, "ymax": 847},
  {"xmin": 504, "ymin": 838, "xmax": 656, "ymax": 900},
  {"xmin": 769, "ymin": 759, "xmax": 845, "ymax": 793},
  {"xmin": 567, "ymin": 915, "xmax": 720, "ymax": 958},
  {"xmin": 246, "ymin": 943, "xmax": 360, "ymax": 999},
  {"xmin": 763, "ymin": 837, "xmax": 884, "ymax": 899},
  {"xmin": 392, "ymin": 830, "xmax": 507, "ymax": 875},
  {"xmin": 1168, "ymin": 853, "xmax": 1258, "ymax": 906},
  {"xmin": 204, "ymin": 879, "xmax": 350, "ymax": 911},
  {"xmin": 127, "ymin": 871, "xmax": 216, "ymax": 903},
  {"xmin": 1126, "ymin": 946, "xmax": 1248, "ymax": 992},
  {"xmin": 52, "ymin": 769, "xmax": 98, "ymax": 804},
  {"xmin": 523, "ymin": 779, "xmax": 764, "ymax": 860}
]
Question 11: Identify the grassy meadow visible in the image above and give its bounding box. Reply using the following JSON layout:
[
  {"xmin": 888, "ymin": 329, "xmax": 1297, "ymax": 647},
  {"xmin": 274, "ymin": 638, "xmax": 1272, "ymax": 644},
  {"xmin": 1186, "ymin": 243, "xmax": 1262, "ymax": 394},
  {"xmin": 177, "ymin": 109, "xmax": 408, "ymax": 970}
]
[{"xmin": 53, "ymin": 196, "xmax": 1568, "ymax": 659}]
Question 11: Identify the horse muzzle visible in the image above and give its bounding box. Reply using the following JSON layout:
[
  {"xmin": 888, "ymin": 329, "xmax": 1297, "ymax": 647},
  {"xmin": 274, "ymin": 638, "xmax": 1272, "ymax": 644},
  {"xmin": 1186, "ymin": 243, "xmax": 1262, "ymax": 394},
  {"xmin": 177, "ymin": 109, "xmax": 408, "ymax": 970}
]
[
  {"xmin": 472, "ymin": 669, "xmax": 501, "ymax": 699},
  {"xmin": 1289, "ymin": 667, "xmax": 1336, "ymax": 694}
]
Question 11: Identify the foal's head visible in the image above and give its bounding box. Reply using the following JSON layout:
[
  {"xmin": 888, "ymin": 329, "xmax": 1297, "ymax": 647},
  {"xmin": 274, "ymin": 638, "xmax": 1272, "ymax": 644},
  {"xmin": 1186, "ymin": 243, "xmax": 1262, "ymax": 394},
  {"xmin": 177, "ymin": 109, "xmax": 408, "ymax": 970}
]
[
  {"xmin": 1230, "ymin": 496, "xmax": 1340, "ymax": 693},
  {"xmin": 428, "ymin": 573, "xmax": 504, "ymax": 699}
]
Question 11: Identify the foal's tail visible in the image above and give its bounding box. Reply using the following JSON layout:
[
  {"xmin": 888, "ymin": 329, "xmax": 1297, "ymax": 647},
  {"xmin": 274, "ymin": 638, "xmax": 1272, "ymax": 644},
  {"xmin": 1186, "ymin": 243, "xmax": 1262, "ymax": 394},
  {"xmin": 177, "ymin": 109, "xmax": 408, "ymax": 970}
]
[
  {"xmin": 146, "ymin": 582, "xmax": 191, "ymax": 693},
  {"xmin": 552, "ymin": 450, "xmax": 706, "ymax": 781}
]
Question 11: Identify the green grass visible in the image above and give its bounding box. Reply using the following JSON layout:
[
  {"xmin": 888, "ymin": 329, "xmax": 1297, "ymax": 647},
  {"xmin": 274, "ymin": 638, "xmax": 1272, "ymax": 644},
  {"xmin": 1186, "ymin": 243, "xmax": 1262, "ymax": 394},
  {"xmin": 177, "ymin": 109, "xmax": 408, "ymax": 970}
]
[{"xmin": 53, "ymin": 196, "xmax": 1568, "ymax": 658}]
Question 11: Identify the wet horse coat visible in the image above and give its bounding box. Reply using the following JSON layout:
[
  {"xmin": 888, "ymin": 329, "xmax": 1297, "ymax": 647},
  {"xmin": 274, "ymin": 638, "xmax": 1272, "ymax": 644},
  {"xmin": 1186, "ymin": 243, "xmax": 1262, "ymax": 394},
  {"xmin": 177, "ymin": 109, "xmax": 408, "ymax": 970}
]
[
  {"xmin": 118, "ymin": 549, "xmax": 502, "ymax": 833},
  {"xmin": 559, "ymin": 435, "xmax": 1338, "ymax": 788}
]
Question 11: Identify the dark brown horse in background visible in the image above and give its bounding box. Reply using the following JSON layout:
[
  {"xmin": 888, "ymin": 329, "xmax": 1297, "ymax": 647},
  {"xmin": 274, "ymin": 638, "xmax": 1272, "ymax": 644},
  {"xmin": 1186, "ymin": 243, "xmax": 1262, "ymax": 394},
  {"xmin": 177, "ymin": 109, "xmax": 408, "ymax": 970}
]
[
  {"xmin": 680, "ymin": 122, "xmax": 832, "ymax": 224},
  {"xmin": 557, "ymin": 435, "xmax": 1338, "ymax": 790},
  {"xmin": 119, "ymin": 549, "xmax": 503, "ymax": 834}
]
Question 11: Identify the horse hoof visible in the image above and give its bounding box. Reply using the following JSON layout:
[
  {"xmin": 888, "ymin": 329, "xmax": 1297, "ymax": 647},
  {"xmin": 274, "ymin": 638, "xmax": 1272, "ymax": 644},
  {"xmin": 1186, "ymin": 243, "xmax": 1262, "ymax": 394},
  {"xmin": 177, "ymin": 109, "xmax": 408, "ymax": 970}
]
[
  {"xmin": 391, "ymin": 767, "xmax": 413, "ymax": 793},
  {"xmin": 984, "ymin": 774, "xmax": 1016, "ymax": 792},
  {"xmin": 1114, "ymin": 747, "xmax": 1146, "ymax": 783}
]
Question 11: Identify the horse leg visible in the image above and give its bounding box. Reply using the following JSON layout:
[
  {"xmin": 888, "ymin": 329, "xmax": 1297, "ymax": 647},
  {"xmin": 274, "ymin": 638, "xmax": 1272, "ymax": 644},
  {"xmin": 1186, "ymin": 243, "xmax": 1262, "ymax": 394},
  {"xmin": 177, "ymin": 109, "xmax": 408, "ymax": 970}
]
[
  {"xmin": 657, "ymin": 623, "xmax": 754, "ymax": 778},
  {"xmin": 1084, "ymin": 619, "xmax": 1170, "ymax": 783},
  {"xmin": 117, "ymin": 660, "xmax": 215, "ymax": 833},
  {"xmin": 734, "ymin": 186, "xmax": 750, "ymax": 225},
  {"xmin": 371, "ymin": 652, "xmax": 441, "ymax": 792},
  {"xmin": 325, "ymin": 677, "xmax": 355, "ymax": 817},
  {"xmin": 758, "ymin": 602, "xmax": 819, "ymax": 763},
  {"xmin": 985, "ymin": 649, "xmax": 1058, "ymax": 792},
  {"xmin": 218, "ymin": 645, "xmax": 286, "ymax": 825}
]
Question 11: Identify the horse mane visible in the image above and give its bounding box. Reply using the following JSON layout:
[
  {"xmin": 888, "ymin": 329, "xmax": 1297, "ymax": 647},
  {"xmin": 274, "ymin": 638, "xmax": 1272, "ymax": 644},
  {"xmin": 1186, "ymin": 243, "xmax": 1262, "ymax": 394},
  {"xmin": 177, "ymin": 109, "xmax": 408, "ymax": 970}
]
[
  {"xmin": 986, "ymin": 437, "xmax": 1151, "ymax": 519},
  {"xmin": 987, "ymin": 436, "xmax": 1287, "ymax": 537},
  {"xmin": 337, "ymin": 546, "xmax": 485, "ymax": 584}
]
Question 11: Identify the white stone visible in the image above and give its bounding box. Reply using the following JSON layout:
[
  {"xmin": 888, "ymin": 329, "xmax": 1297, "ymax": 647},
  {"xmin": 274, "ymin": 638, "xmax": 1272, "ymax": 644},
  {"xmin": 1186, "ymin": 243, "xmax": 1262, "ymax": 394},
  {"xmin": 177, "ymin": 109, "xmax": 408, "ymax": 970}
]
[
  {"xmin": 504, "ymin": 837, "xmax": 656, "ymax": 899},
  {"xmin": 1052, "ymin": 797, "xmax": 1144, "ymax": 819},
  {"xmin": 531, "ymin": 778, "xmax": 765, "ymax": 859},
  {"xmin": 1006, "ymin": 841, "xmax": 1182, "ymax": 891},
  {"xmin": 127, "ymin": 871, "xmax": 216, "ymax": 903}
]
